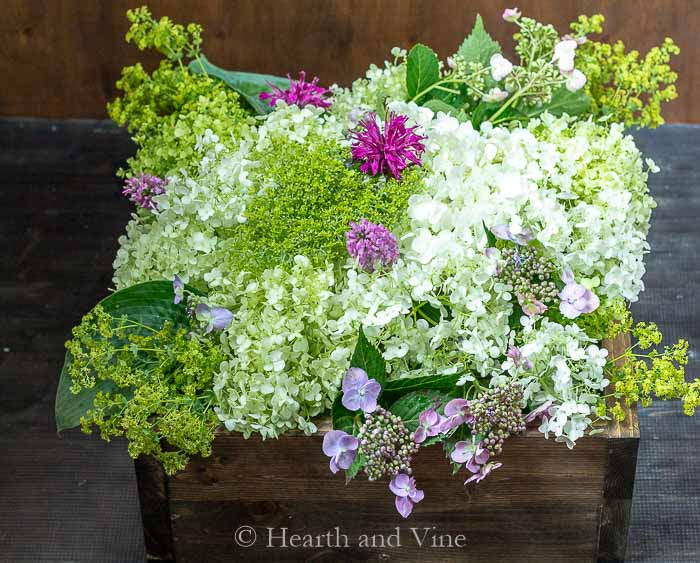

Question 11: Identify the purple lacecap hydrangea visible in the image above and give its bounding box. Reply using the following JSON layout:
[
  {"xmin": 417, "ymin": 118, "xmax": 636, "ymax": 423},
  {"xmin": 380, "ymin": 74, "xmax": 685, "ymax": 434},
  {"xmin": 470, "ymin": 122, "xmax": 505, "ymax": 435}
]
[
  {"xmin": 122, "ymin": 174, "xmax": 167, "ymax": 211},
  {"xmin": 259, "ymin": 71, "xmax": 332, "ymax": 109},
  {"xmin": 322, "ymin": 430, "xmax": 359, "ymax": 473},
  {"xmin": 389, "ymin": 473, "xmax": 424, "ymax": 518},
  {"xmin": 341, "ymin": 367, "xmax": 381, "ymax": 413},
  {"xmin": 346, "ymin": 219, "xmax": 399, "ymax": 273},
  {"xmin": 350, "ymin": 111, "xmax": 425, "ymax": 181}
]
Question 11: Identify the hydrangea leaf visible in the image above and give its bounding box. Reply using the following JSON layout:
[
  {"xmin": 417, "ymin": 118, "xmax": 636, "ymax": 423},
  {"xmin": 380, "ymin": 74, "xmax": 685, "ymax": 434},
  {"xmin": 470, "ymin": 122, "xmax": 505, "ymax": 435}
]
[
  {"xmin": 55, "ymin": 281, "xmax": 193, "ymax": 432},
  {"xmin": 382, "ymin": 373, "xmax": 461, "ymax": 405},
  {"xmin": 457, "ymin": 14, "xmax": 501, "ymax": 68},
  {"xmin": 518, "ymin": 86, "xmax": 591, "ymax": 119},
  {"xmin": 350, "ymin": 327, "xmax": 387, "ymax": 387},
  {"xmin": 189, "ymin": 55, "xmax": 289, "ymax": 115},
  {"xmin": 483, "ymin": 220, "xmax": 498, "ymax": 247},
  {"xmin": 345, "ymin": 452, "xmax": 367, "ymax": 483},
  {"xmin": 389, "ymin": 390, "xmax": 449, "ymax": 431},
  {"xmin": 331, "ymin": 395, "xmax": 356, "ymax": 435},
  {"xmin": 405, "ymin": 44, "xmax": 440, "ymax": 101},
  {"xmin": 422, "ymin": 99, "xmax": 460, "ymax": 117}
]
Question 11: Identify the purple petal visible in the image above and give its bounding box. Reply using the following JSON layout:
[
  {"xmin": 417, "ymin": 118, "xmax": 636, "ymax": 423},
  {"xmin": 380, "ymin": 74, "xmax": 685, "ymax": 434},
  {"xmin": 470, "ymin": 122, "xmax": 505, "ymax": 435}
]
[
  {"xmin": 525, "ymin": 400, "xmax": 553, "ymax": 423},
  {"xmin": 414, "ymin": 427, "xmax": 427, "ymax": 444},
  {"xmin": 444, "ymin": 399, "xmax": 469, "ymax": 418},
  {"xmin": 210, "ymin": 307, "xmax": 234, "ymax": 331},
  {"xmin": 473, "ymin": 443, "xmax": 490, "ymax": 465},
  {"xmin": 561, "ymin": 268, "xmax": 575, "ymax": 285},
  {"xmin": 395, "ymin": 495, "xmax": 414, "ymax": 518},
  {"xmin": 338, "ymin": 434, "xmax": 359, "ymax": 452},
  {"xmin": 341, "ymin": 389, "xmax": 362, "ymax": 411},
  {"xmin": 450, "ymin": 441, "xmax": 471, "ymax": 464},
  {"xmin": 173, "ymin": 275, "xmax": 184, "ymax": 304},
  {"xmin": 409, "ymin": 487, "xmax": 424, "ymax": 503},
  {"xmin": 342, "ymin": 367, "xmax": 369, "ymax": 393},
  {"xmin": 389, "ymin": 473, "xmax": 410, "ymax": 497},
  {"xmin": 335, "ymin": 449, "xmax": 357, "ymax": 470},
  {"xmin": 329, "ymin": 457, "xmax": 339, "ymax": 474},
  {"xmin": 559, "ymin": 301, "xmax": 581, "ymax": 319},
  {"xmin": 490, "ymin": 224, "xmax": 511, "ymax": 241},
  {"xmin": 359, "ymin": 380, "xmax": 381, "ymax": 413}
]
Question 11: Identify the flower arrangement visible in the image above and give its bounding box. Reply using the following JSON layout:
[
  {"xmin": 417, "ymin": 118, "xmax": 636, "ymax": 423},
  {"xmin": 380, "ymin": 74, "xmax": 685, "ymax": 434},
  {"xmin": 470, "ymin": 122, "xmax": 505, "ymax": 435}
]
[{"xmin": 55, "ymin": 6, "xmax": 694, "ymax": 518}]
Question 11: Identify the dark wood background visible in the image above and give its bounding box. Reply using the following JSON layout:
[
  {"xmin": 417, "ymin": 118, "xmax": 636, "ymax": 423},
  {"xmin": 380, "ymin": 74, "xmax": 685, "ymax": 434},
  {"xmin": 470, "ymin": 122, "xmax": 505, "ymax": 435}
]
[{"xmin": 1, "ymin": 0, "xmax": 698, "ymax": 121}]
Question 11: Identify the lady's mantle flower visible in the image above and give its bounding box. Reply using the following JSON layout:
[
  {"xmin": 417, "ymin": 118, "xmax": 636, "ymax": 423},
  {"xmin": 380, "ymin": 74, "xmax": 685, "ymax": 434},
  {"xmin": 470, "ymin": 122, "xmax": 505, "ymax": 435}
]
[
  {"xmin": 413, "ymin": 408, "xmax": 443, "ymax": 444},
  {"xmin": 490, "ymin": 53, "xmax": 514, "ymax": 81},
  {"xmin": 350, "ymin": 111, "xmax": 425, "ymax": 181},
  {"xmin": 440, "ymin": 399, "xmax": 475, "ymax": 432},
  {"xmin": 346, "ymin": 219, "xmax": 399, "ymax": 273},
  {"xmin": 194, "ymin": 303, "xmax": 234, "ymax": 333},
  {"xmin": 342, "ymin": 367, "xmax": 381, "ymax": 413},
  {"xmin": 389, "ymin": 473, "xmax": 424, "ymax": 518},
  {"xmin": 322, "ymin": 430, "xmax": 359, "ymax": 473},
  {"xmin": 122, "ymin": 174, "xmax": 167, "ymax": 211},
  {"xmin": 502, "ymin": 7, "xmax": 522, "ymax": 22},
  {"xmin": 172, "ymin": 275, "xmax": 184, "ymax": 305},
  {"xmin": 559, "ymin": 269, "xmax": 600, "ymax": 319},
  {"xmin": 259, "ymin": 71, "xmax": 332, "ymax": 109}
]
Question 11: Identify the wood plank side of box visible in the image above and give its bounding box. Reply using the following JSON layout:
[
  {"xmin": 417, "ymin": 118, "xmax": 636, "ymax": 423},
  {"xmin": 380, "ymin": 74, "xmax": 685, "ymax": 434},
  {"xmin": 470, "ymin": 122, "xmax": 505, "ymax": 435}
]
[{"xmin": 134, "ymin": 333, "xmax": 639, "ymax": 563}]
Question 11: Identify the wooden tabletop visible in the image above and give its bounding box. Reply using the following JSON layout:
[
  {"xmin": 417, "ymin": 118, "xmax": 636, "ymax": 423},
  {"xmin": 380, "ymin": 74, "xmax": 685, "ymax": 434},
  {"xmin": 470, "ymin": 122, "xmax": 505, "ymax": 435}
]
[{"xmin": 0, "ymin": 119, "xmax": 698, "ymax": 562}]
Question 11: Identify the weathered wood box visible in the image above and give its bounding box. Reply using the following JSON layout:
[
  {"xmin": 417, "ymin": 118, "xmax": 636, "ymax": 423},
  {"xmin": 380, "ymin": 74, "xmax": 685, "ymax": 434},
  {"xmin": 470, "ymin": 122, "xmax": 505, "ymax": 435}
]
[{"xmin": 134, "ymin": 335, "xmax": 638, "ymax": 562}]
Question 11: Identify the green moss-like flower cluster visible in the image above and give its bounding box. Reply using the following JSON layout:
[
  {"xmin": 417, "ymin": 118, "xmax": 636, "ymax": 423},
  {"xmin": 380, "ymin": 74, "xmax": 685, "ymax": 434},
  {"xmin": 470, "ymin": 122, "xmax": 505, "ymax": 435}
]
[
  {"xmin": 225, "ymin": 136, "xmax": 424, "ymax": 274},
  {"xmin": 570, "ymin": 14, "xmax": 679, "ymax": 128},
  {"xmin": 66, "ymin": 305, "xmax": 224, "ymax": 474}
]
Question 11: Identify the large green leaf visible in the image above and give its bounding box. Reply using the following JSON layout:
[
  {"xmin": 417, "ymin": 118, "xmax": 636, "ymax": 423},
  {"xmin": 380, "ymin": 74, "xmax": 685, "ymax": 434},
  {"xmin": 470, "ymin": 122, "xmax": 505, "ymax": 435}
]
[
  {"xmin": 55, "ymin": 281, "xmax": 191, "ymax": 432},
  {"xmin": 457, "ymin": 14, "xmax": 501, "ymax": 68},
  {"xmin": 406, "ymin": 44, "xmax": 440, "ymax": 101},
  {"xmin": 381, "ymin": 373, "xmax": 462, "ymax": 405},
  {"xmin": 518, "ymin": 86, "xmax": 592, "ymax": 119},
  {"xmin": 389, "ymin": 390, "xmax": 449, "ymax": 431},
  {"xmin": 188, "ymin": 55, "xmax": 289, "ymax": 115}
]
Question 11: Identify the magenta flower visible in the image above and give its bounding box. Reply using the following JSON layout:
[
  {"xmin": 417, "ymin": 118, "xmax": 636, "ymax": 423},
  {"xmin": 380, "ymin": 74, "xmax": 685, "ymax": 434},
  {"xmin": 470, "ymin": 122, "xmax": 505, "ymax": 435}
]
[
  {"xmin": 350, "ymin": 111, "xmax": 425, "ymax": 181},
  {"xmin": 502, "ymin": 7, "xmax": 522, "ymax": 22},
  {"xmin": 465, "ymin": 461, "xmax": 502, "ymax": 485},
  {"xmin": 322, "ymin": 430, "xmax": 359, "ymax": 474},
  {"xmin": 389, "ymin": 473, "xmax": 425, "ymax": 518},
  {"xmin": 559, "ymin": 269, "xmax": 600, "ymax": 319},
  {"xmin": 507, "ymin": 345, "xmax": 533, "ymax": 370},
  {"xmin": 173, "ymin": 275, "xmax": 184, "ymax": 305},
  {"xmin": 122, "ymin": 174, "xmax": 167, "ymax": 211},
  {"xmin": 346, "ymin": 219, "xmax": 399, "ymax": 273},
  {"xmin": 413, "ymin": 408, "xmax": 443, "ymax": 444},
  {"xmin": 341, "ymin": 367, "xmax": 381, "ymax": 413},
  {"xmin": 525, "ymin": 400, "xmax": 553, "ymax": 423},
  {"xmin": 259, "ymin": 71, "xmax": 332, "ymax": 109},
  {"xmin": 194, "ymin": 303, "xmax": 234, "ymax": 334},
  {"xmin": 439, "ymin": 399, "xmax": 475, "ymax": 432}
]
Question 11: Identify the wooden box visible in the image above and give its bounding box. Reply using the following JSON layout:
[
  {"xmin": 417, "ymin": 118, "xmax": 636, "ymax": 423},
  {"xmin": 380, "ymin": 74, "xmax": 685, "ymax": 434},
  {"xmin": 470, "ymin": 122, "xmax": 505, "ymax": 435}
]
[{"xmin": 134, "ymin": 334, "xmax": 638, "ymax": 562}]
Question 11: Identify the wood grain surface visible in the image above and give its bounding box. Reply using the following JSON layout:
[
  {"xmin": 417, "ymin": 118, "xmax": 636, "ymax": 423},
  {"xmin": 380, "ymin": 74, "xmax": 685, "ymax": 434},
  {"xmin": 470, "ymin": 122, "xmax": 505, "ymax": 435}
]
[{"xmin": 1, "ymin": 0, "xmax": 696, "ymax": 121}]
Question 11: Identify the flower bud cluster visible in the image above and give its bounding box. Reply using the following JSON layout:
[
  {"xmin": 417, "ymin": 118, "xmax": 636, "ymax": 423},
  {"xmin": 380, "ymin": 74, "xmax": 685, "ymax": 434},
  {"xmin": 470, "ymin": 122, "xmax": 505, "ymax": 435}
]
[
  {"xmin": 472, "ymin": 382, "xmax": 526, "ymax": 456},
  {"xmin": 498, "ymin": 247, "xmax": 558, "ymax": 305},
  {"xmin": 357, "ymin": 407, "xmax": 419, "ymax": 481}
]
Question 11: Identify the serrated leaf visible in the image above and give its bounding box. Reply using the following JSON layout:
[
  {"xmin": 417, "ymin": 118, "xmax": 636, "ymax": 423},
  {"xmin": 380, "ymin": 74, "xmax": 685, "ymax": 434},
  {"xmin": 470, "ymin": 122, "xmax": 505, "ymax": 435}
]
[
  {"xmin": 389, "ymin": 390, "xmax": 449, "ymax": 431},
  {"xmin": 406, "ymin": 44, "xmax": 440, "ymax": 101},
  {"xmin": 381, "ymin": 373, "xmax": 461, "ymax": 405},
  {"xmin": 517, "ymin": 86, "xmax": 591, "ymax": 119},
  {"xmin": 345, "ymin": 452, "xmax": 366, "ymax": 483},
  {"xmin": 188, "ymin": 55, "xmax": 289, "ymax": 115},
  {"xmin": 457, "ymin": 14, "xmax": 501, "ymax": 68},
  {"xmin": 55, "ymin": 281, "xmax": 193, "ymax": 432},
  {"xmin": 331, "ymin": 395, "xmax": 356, "ymax": 434},
  {"xmin": 470, "ymin": 100, "xmax": 503, "ymax": 128},
  {"xmin": 350, "ymin": 327, "xmax": 386, "ymax": 387}
]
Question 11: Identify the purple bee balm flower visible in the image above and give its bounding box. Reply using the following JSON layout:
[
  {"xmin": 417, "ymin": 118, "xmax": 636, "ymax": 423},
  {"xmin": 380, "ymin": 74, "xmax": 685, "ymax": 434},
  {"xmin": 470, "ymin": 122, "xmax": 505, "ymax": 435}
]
[
  {"xmin": 122, "ymin": 174, "xmax": 167, "ymax": 211},
  {"xmin": 322, "ymin": 430, "xmax": 359, "ymax": 474},
  {"xmin": 440, "ymin": 399, "xmax": 475, "ymax": 432},
  {"xmin": 413, "ymin": 408, "xmax": 443, "ymax": 444},
  {"xmin": 194, "ymin": 303, "xmax": 234, "ymax": 334},
  {"xmin": 490, "ymin": 224, "xmax": 534, "ymax": 246},
  {"xmin": 350, "ymin": 111, "xmax": 426, "ymax": 181},
  {"xmin": 341, "ymin": 367, "xmax": 381, "ymax": 413},
  {"xmin": 558, "ymin": 269, "xmax": 600, "ymax": 319},
  {"xmin": 173, "ymin": 275, "xmax": 184, "ymax": 305},
  {"xmin": 525, "ymin": 400, "xmax": 554, "ymax": 423},
  {"xmin": 517, "ymin": 293, "xmax": 547, "ymax": 317},
  {"xmin": 259, "ymin": 71, "xmax": 332, "ymax": 109},
  {"xmin": 465, "ymin": 461, "xmax": 503, "ymax": 485},
  {"xmin": 346, "ymin": 219, "xmax": 400, "ymax": 273},
  {"xmin": 389, "ymin": 473, "xmax": 425, "ymax": 518},
  {"xmin": 507, "ymin": 345, "xmax": 533, "ymax": 370}
]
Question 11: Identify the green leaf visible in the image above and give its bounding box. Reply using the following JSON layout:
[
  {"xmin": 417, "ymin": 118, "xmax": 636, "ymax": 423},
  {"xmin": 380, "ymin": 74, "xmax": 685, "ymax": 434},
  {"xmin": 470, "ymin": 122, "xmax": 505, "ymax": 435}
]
[
  {"xmin": 457, "ymin": 14, "xmax": 501, "ymax": 68},
  {"xmin": 350, "ymin": 327, "xmax": 386, "ymax": 387},
  {"xmin": 518, "ymin": 86, "xmax": 592, "ymax": 119},
  {"xmin": 345, "ymin": 452, "xmax": 366, "ymax": 483},
  {"xmin": 382, "ymin": 373, "xmax": 462, "ymax": 405},
  {"xmin": 55, "ymin": 281, "xmax": 192, "ymax": 432},
  {"xmin": 188, "ymin": 55, "xmax": 289, "ymax": 115},
  {"xmin": 406, "ymin": 44, "xmax": 440, "ymax": 101},
  {"xmin": 483, "ymin": 220, "xmax": 497, "ymax": 247},
  {"xmin": 331, "ymin": 395, "xmax": 356, "ymax": 435},
  {"xmin": 422, "ymin": 99, "xmax": 460, "ymax": 116},
  {"xmin": 389, "ymin": 390, "xmax": 449, "ymax": 431}
]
